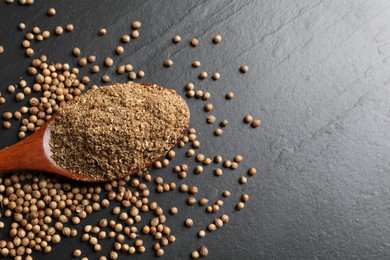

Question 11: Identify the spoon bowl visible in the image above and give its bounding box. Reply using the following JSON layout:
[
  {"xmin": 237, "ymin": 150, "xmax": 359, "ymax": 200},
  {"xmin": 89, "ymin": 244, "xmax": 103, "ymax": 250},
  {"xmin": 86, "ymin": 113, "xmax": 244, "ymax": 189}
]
[{"xmin": 0, "ymin": 83, "xmax": 190, "ymax": 182}]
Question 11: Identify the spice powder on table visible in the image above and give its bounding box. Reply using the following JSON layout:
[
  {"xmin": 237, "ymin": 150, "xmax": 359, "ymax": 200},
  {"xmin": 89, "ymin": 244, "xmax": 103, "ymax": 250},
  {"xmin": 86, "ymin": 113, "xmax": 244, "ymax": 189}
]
[{"xmin": 49, "ymin": 82, "xmax": 190, "ymax": 181}]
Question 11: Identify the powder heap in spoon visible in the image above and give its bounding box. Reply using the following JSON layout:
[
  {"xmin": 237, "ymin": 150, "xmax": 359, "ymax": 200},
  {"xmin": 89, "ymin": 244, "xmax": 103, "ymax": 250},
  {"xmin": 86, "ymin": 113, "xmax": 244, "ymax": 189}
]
[{"xmin": 49, "ymin": 82, "xmax": 190, "ymax": 181}]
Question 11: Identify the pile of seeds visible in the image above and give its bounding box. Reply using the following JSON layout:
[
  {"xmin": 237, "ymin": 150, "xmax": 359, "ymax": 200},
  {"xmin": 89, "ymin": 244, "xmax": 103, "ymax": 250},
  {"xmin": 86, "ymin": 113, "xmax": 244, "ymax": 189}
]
[
  {"xmin": 0, "ymin": 4, "xmax": 261, "ymax": 260},
  {"xmin": 50, "ymin": 82, "xmax": 189, "ymax": 180}
]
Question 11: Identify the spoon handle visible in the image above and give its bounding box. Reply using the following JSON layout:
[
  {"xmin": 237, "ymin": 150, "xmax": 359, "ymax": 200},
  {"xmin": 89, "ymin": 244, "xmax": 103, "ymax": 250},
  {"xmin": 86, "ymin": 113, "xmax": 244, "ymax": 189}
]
[{"xmin": 0, "ymin": 129, "xmax": 45, "ymax": 174}]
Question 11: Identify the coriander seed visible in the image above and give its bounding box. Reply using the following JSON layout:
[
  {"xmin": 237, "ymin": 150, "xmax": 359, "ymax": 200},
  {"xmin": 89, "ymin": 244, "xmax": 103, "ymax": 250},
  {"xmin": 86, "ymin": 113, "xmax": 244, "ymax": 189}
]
[
  {"xmin": 242, "ymin": 194, "xmax": 249, "ymax": 202},
  {"xmin": 199, "ymin": 246, "xmax": 208, "ymax": 256},
  {"xmin": 207, "ymin": 115, "xmax": 216, "ymax": 124},
  {"xmin": 198, "ymin": 230, "xmax": 206, "ymax": 238},
  {"xmin": 115, "ymin": 46, "xmax": 124, "ymax": 55},
  {"xmin": 248, "ymin": 167, "xmax": 257, "ymax": 176},
  {"xmin": 104, "ymin": 57, "xmax": 113, "ymax": 67},
  {"xmin": 185, "ymin": 218, "xmax": 193, "ymax": 227},
  {"xmin": 236, "ymin": 202, "xmax": 245, "ymax": 210},
  {"xmin": 164, "ymin": 59, "xmax": 173, "ymax": 67},
  {"xmin": 170, "ymin": 207, "xmax": 178, "ymax": 215},
  {"xmin": 173, "ymin": 35, "xmax": 181, "ymax": 43},
  {"xmin": 204, "ymin": 103, "xmax": 213, "ymax": 112},
  {"xmin": 47, "ymin": 8, "xmax": 56, "ymax": 16},
  {"xmin": 214, "ymin": 128, "xmax": 223, "ymax": 136},
  {"xmin": 55, "ymin": 26, "xmax": 63, "ymax": 35},
  {"xmin": 240, "ymin": 65, "xmax": 249, "ymax": 73},
  {"xmin": 239, "ymin": 176, "xmax": 247, "ymax": 184},
  {"xmin": 244, "ymin": 114, "xmax": 253, "ymax": 124},
  {"xmin": 190, "ymin": 38, "xmax": 199, "ymax": 47},
  {"xmin": 131, "ymin": 30, "xmax": 139, "ymax": 38},
  {"xmin": 226, "ymin": 91, "xmax": 234, "ymax": 100},
  {"xmin": 66, "ymin": 24, "xmax": 74, "ymax": 31},
  {"xmin": 252, "ymin": 119, "xmax": 261, "ymax": 128},
  {"xmin": 98, "ymin": 28, "xmax": 107, "ymax": 36},
  {"xmin": 192, "ymin": 60, "xmax": 200, "ymax": 67},
  {"xmin": 212, "ymin": 72, "xmax": 220, "ymax": 80},
  {"xmin": 132, "ymin": 21, "xmax": 142, "ymax": 29},
  {"xmin": 73, "ymin": 249, "xmax": 81, "ymax": 257},
  {"xmin": 121, "ymin": 34, "xmax": 130, "ymax": 43},
  {"xmin": 213, "ymin": 34, "xmax": 222, "ymax": 44},
  {"xmin": 199, "ymin": 71, "xmax": 208, "ymax": 79}
]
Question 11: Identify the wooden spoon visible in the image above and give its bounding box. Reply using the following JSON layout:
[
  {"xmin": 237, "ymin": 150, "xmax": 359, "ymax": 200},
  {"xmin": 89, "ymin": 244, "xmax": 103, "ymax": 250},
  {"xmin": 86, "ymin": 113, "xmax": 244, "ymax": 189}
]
[{"xmin": 0, "ymin": 83, "xmax": 190, "ymax": 182}]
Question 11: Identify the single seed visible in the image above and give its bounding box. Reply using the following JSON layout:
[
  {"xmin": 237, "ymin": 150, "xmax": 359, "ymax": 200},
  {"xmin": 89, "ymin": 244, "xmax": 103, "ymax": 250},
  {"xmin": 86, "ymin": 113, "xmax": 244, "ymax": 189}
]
[
  {"xmin": 199, "ymin": 197, "xmax": 209, "ymax": 206},
  {"xmin": 214, "ymin": 168, "xmax": 223, "ymax": 176},
  {"xmin": 208, "ymin": 223, "xmax": 217, "ymax": 231},
  {"xmin": 248, "ymin": 167, "xmax": 257, "ymax": 176},
  {"xmin": 192, "ymin": 60, "xmax": 200, "ymax": 67},
  {"xmin": 132, "ymin": 21, "xmax": 142, "ymax": 29},
  {"xmin": 204, "ymin": 103, "xmax": 213, "ymax": 112},
  {"xmin": 215, "ymin": 218, "xmax": 223, "ymax": 228},
  {"xmin": 115, "ymin": 46, "xmax": 124, "ymax": 55},
  {"xmin": 25, "ymin": 48, "xmax": 34, "ymax": 57},
  {"xmin": 131, "ymin": 30, "xmax": 139, "ymax": 39},
  {"xmin": 236, "ymin": 202, "xmax": 245, "ymax": 210},
  {"xmin": 8, "ymin": 85, "xmax": 15, "ymax": 93},
  {"xmin": 72, "ymin": 47, "xmax": 81, "ymax": 57},
  {"xmin": 173, "ymin": 35, "xmax": 181, "ymax": 43},
  {"xmin": 104, "ymin": 57, "xmax": 113, "ymax": 67},
  {"xmin": 121, "ymin": 34, "xmax": 130, "ymax": 43},
  {"xmin": 16, "ymin": 93, "xmax": 25, "ymax": 101},
  {"xmin": 244, "ymin": 114, "xmax": 253, "ymax": 124},
  {"xmin": 3, "ymin": 121, "xmax": 11, "ymax": 129},
  {"xmin": 138, "ymin": 70, "xmax": 145, "ymax": 78},
  {"xmin": 214, "ymin": 128, "xmax": 223, "ymax": 136},
  {"xmin": 203, "ymin": 92, "xmax": 211, "ymax": 100},
  {"xmin": 88, "ymin": 55, "xmax": 96, "ymax": 63},
  {"xmin": 242, "ymin": 194, "xmax": 249, "ymax": 202},
  {"xmin": 73, "ymin": 249, "xmax": 81, "ymax": 257},
  {"xmin": 47, "ymin": 8, "xmax": 56, "ymax": 16},
  {"xmin": 195, "ymin": 166, "xmax": 203, "ymax": 174},
  {"xmin": 91, "ymin": 65, "xmax": 100, "ymax": 73},
  {"xmin": 239, "ymin": 176, "xmax": 247, "ymax": 184},
  {"xmin": 240, "ymin": 65, "xmax": 249, "ymax": 73},
  {"xmin": 170, "ymin": 207, "xmax": 178, "ymax": 215},
  {"xmin": 220, "ymin": 120, "xmax": 229, "ymax": 127},
  {"xmin": 207, "ymin": 115, "xmax": 216, "ymax": 124},
  {"xmin": 198, "ymin": 230, "xmax": 206, "ymax": 238},
  {"xmin": 221, "ymin": 214, "xmax": 229, "ymax": 223},
  {"xmin": 185, "ymin": 218, "xmax": 193, "ymax": 227},
  {"xmin": 102, "ymin": 75, "xmax": 110, "ymax": 82},
  {"xmin": 55, "ymin": 26, "xmax": 63, "ymax": 35},
  {"xmin": 199, "ymin": 246, "xmax": 209, "ymax": 256},
  {"xmin": 18, "ymin": 23, "xmax": 26, "ymax": 30},
  {"xmin": 251, "ymin": 119, "xmax": 261, "ymax": 128},
  {"xmin": 186, "ymin": 149, "xmax": 195, "ymax": 157},
  {"xmin": 199, "ymin": 71, "xmax": 207, "ymax": 79},
  {"xmin": 226, "ymin": 91, "xmax": 234, "ymax": 100},
  {"xmin": 191, "ymin": 251, "xmax": 200, "ymax": 259},
  {"xmin": 164, "ymin": 59, "xmax": 173, "ymax": 67},
  {"xmin": 213, "ymin": 34, "xmax": 222, "ymax": 44},
  {"xmin": 190, "ymin": 38, "xmax": 199, "ymax": 47},
  {"xmin": 212, "ymin": 72, "xmax": 220, "ymax": 80},
  {"xmin": 66, "ymin": 24, "xmax": 74, "ymax": 31},
  {"xmin": 98, "ymin": 28, "xmax": 107, "ymax": 36}
]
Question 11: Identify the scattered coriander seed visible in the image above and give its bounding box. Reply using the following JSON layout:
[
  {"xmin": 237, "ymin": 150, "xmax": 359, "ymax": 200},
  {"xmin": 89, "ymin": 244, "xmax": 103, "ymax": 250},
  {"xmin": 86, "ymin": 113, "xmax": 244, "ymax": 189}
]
[
  {"xmin": 198, "ymin": 230, "xmax": 206, "ymax": 238},
  {"xmin": 208, "ymin": 223, "xmax": 217, "ymax": 231},
  {"xmin": 248, "ymin": 167, "xmax": 257, "ymax": 176},
  {"xmin": 220, "ymin": 120, "xmax": 228, "ymax": 127},
  {"xmin": 251, "ymin": 119, "xmax": 261, "ymax": 128},
  {"xmin": 72, "ymin": 47, "xmax": 81, "ymax": 57},
  {"xmin": 47, "ymin": 8, "xmax": 56, "ymax": 16},
  {"xmin": 236, "ymin": 202, "xmax": 245, "ymax": 210},
  {"xmin": 207, "ymin": 115, "xmax": 216, "ymax": 124},
  {"xmin": 102, "ymin": 75, "xmax": 110, "ymax": 82},
  {"xmin": 98, "ymin": 28, "xmax": 107, "ymax": 36},
  {"xmin": 42, "ymin": 30, "xmax": 50, "ymax": 38},
  {"xmin": 131, "ymin": 30, "xmax": 139, "ymax": 38},
  {"xmin": 199, "ymin": 197, "xmax": 209, "ymax": 206},
  {"xmin": 66, "ymin": 24, "xmax": 74, "ymax": 31},
  {"xmin": 186, "ymin": 149, "xmax": 195, "ymax": 157},
  {"xmin": 132, "ymin": 21, "xmax": 142, "ymax": 29},
  {"xmin": 73, "ymin": 249, "xmax": 82, "ymax": 257},
  {"xmin": 164, "ymin": 59, "xmax": 173, "ymax": 67},
  {"xmin": 239, "ymin": 176, "xmax": 247, "ymax": 184},
  {"xmin": 121, "ymin": 34, "xmax": 130, "ymax": 43},
  {"xmin": 226, "ymin": 91, "xmax": 234, "ymax": 100},
  {"xmin": 3, "ymin": 121, "xmax": 11, "ymax": 129},
  {"xmin": 137, "ymin": 70, "xmax": 145, "ymax": 78},
  {"xmin": 125, "ymin": 64, "xmax": 133, "ymax": 71},
  {"xmin": 170, "ymin": 207, "xmax": 178, "ymax": 215},
  {"xmin": 55, "ymin": 26, "xmax": 63, "ymax": 35},
  {"xmin": 203, "ymin": 92, "xmax": 211, "ymax": 100},
  {"xmin": 190, "ymin": 38, "xmax": 199, "ymax": 47},
  {"xmin": 104, "ymin": 56, "xmax": 113, "ymax": 67},
  {"xmin": 214, "ymin": 168, "xmax": 223, "ymax": 176},
  {"xmin": 173, "ymin": 35, "xmax": 181, "ymax": 43},
  {"xmin": 185, "ymin": 218, "xmax": 194, "ymax": 227},
  {"xmin": 195, "ymin": 166, "xmax": 203, "ymax": 174},
  {"xmin": 88, "ymin": 55, "xmax": 96, "ymax": 63},
  {"xmin": 199, "ymin": 246, "xmax": 209, "ymax": 256},
  {"xmin": 115, "ymin": 46, "xmax": 124, "ymax": 55},
  {"xmin": 18, "ymin": 23, "xmax": 26, "ymax": 30},
  {"xmin": 156, "ymin": 248, "xmax": 164, "ymax": 257},
  {"xmin": 239, "ymin": 65, "xmax": 250, "ymax": 74},
  {"xmin": 7, "ymin": 85, "xmax": 15, "ymax": 93},
  {"xmin": 230, "ymin": 162, "xmax": 238, "ymax": 169},
  {"xmin": 128, "ymin": 71, "xmax": 136, "ymax": 80},
  {"xmin": 212, "ymin": 72, "xmax": 220, "ymax": 80},
  {"xmin": 15, "ymin": 92, "xmax": 25, "ymax": 101},
  {"xmin": 242, "ymin": 194, "xmax": 249, "ymax": 202},
  {"xmin": 195, "ymin": 90, "xmax": 204, "ymax": 98},
  {"xmin": 214, "ymin": 128, "xmax": 223, "ymax": 136},
  {"xmin": 78, "ymin": 57, "xmax": 87, "ymax": 67},
  {"xmin": 234, "ymin": 155, "xmax": 243, "ymax": 163},
  {"xmin": 187, "ymin": 196, "xmax": 197, "ymax": 205},
  {"xmin": 244, "ymin": 114, "xmax": 253, "ymax": 124},
  {"xmin": 204, "ymin": 103, "xmax": 213, "ymax": 112},
  {"xmin": 199, "ymin": 71, "xmax": 208, "ymax": 79},
  {"xmin": 25, "ymin": 48, "xmax": 34, "ymax": 57},
  {"xmin": 91, "ymin": 65, "xmax": 100, "ymax": 73},
  {"xmin": 192, "ymin": 60, "xmax": 201, "ymax": 67},
  {"xmin": 215, "ymin": 218, "xmax": 224, "ymax": 228},
  {"xmin": 213, "ymin": 34, "xmax": 222, "ymax": 44}
]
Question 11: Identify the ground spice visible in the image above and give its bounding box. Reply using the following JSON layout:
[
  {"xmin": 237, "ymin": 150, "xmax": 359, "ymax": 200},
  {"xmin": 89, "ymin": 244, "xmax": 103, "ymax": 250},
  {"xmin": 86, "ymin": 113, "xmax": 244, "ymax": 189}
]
[{"xmin": 50, "ymin": 82, "xmax": 189, "ymax": 181}]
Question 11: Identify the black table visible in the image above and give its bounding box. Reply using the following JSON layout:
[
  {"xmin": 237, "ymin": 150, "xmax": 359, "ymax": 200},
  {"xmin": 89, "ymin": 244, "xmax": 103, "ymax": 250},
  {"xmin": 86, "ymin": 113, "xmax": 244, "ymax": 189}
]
[{"xmin": 0, "ymin": 1, "xmax": 389, "ymax": 259}]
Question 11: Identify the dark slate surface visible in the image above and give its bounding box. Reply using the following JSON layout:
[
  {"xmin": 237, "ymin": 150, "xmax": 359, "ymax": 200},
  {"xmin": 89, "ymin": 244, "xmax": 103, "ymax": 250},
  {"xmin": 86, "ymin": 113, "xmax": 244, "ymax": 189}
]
[{"xmin": 1, "ymin": 0, "xmax": 390, "ymax": 259}]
